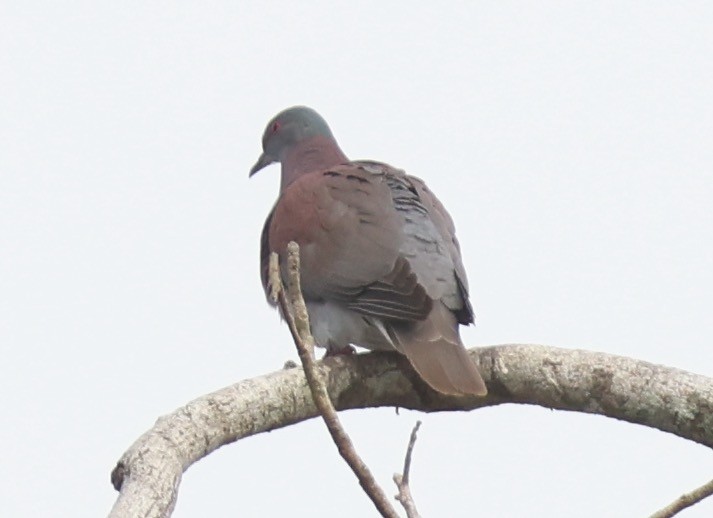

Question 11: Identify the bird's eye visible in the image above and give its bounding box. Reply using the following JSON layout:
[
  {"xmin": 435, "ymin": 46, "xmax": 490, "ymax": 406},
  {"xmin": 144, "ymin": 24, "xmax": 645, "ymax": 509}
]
[{"xmin": 271, "ymin": 122, "xmax": 281, "ymax": 133}]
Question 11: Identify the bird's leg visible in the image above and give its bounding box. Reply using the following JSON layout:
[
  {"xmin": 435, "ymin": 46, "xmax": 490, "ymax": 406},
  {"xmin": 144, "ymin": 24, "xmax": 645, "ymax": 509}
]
[{"xmin": 324, "ymin": 344, "xmax": 356, "ymax": 357}]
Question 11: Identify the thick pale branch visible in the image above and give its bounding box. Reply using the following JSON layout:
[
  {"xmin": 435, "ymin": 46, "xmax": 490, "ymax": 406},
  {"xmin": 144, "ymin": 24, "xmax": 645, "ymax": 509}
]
[{"xmin": 109, "ymin": 345, "xmax": 713, "ymax": 517}]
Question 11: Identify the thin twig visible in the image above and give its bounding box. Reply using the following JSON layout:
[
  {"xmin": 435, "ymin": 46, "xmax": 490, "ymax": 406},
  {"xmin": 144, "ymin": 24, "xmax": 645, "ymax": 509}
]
[
  {"xmin": 270, "ymin": 242, "xmax": 400, "ymax": 518},
  {"xmin": 650, "ymin": 477, "xmax": 713, "ymax": 518},
  {"xmin": 283, "ymin": 243, "xmax": 315, "ymax": 359},
  {"xmin": 393, "ymin": 421, "xmax": 423, "ymax": 518}
]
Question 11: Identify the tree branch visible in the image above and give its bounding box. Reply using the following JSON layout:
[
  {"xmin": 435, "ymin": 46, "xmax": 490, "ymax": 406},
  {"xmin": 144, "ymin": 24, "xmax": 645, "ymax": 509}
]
[
  {"xmin": 271, "ymin": 243, "xmax": 400, "ymax": 518},
  {"xmin": 393, "ymin": 421, "xmax": 423, "ymax": 518},
  {"xmin": 109, "ymin": 345, "xmax": 713, "ymax": 517},
  {"xmin": 650, "ymin": 477, "xmax": 713, "ymax": 518}
]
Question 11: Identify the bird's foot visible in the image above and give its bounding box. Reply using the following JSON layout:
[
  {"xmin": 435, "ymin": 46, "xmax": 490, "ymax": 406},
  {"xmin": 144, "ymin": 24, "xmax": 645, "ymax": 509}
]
[{"xmin": 324, "ymin": 345, "xmax": 356, "ymax": 357}]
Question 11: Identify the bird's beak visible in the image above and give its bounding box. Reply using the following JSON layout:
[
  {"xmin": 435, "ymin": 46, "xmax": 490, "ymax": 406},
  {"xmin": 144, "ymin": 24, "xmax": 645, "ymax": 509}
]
[{"xmin": 249, "ymin": 152, "xmax": 276, "ymax": 177}]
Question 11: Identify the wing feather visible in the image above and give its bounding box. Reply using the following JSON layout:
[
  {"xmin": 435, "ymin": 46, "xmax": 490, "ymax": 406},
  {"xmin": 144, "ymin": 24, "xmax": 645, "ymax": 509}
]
[{"xmin": 263, "ymin": 161, "xmax": 472, "ymax": 324}]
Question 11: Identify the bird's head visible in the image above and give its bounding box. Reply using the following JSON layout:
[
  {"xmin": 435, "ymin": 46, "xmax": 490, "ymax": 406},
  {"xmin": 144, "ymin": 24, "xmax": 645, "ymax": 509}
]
[{"xmin": 249, "ymin": 106, "xmax": 335, "ymax": 177}]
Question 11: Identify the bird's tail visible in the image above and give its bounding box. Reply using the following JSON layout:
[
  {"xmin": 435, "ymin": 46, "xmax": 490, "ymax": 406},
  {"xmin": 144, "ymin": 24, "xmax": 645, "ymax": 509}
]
[{"xmin": 389, "ymin": 302, "xmax": 487, "ymax": 396}]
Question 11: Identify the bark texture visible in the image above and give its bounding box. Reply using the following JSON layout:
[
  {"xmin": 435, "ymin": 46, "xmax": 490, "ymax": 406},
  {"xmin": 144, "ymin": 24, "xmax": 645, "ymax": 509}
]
[{"xmin": 109, "ymin": 344, "xmax": 713, "ymax": 517}]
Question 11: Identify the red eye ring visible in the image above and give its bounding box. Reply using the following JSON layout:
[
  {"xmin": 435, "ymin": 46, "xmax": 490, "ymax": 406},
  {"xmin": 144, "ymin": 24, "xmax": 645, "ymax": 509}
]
[{"xmin": 271, "ymin": 121, "xmax": 281, "ymax": 133}]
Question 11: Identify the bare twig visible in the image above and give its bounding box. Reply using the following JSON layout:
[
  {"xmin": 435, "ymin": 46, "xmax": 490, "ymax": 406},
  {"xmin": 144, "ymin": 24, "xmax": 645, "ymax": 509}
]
[
  {"xmin": 283, "ymin": 243, "xmax": 315, "ymax": 359},
  {"xmin": 650, "ymin": 477, "xmax": 713, "ymax": 518},
  {"xmin": 270, "ymin": 242, "xmax": 400, "ymax": 518},
  {"xmin": 267, "ymin": 252, "xmax": 281, "ymax": 304},
  {"xmin": 394, "ymin": 421, "xmax": 423, "ymax": 518},
  {"xmin": 401, "ymin": 421, "xmax": 421, "ymax": 487}
]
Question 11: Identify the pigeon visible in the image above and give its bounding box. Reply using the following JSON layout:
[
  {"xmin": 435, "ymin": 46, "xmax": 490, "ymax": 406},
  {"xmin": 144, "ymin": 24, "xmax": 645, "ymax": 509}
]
[{"xmin": 250, "ymin": 106, "xmax": 486, "ymax": 396}]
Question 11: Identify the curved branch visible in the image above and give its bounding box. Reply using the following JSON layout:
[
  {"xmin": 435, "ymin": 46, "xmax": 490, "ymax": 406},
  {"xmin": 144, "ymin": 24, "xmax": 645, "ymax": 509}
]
[{"xmin": 109, "ymin": 345, "xmax": 713, "ymax": 517}]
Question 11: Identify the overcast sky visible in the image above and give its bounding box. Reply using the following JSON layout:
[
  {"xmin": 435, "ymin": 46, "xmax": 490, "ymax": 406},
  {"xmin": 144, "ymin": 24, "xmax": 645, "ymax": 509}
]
[{"xmin": 2, "ymin": 2, "xmax": 712, "ymax": 517}]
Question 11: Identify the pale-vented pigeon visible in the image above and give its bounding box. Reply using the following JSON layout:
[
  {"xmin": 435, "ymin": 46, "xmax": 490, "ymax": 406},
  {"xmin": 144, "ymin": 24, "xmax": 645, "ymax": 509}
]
[{"xmin": 250, "ymin": 106, "xmax": 486, "ymax": 396}]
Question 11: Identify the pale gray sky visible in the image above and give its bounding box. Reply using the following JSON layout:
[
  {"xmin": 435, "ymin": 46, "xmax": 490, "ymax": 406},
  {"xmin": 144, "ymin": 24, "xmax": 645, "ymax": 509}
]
[{"xmin": 2, "ymin": 2, "xmax": 712, "ymax": 517}]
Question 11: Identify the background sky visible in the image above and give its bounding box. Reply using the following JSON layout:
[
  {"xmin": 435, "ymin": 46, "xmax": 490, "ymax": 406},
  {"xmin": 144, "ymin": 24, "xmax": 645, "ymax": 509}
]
[{"xmin": 2, "ymin": 2, "xmax": 712, "ymax": 517}]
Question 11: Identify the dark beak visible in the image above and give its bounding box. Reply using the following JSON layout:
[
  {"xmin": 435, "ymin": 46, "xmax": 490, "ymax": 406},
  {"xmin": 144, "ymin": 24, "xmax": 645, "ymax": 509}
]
[{"xmin": 249, "ymin": 152, "xmax": 276, "ymax": 177}]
